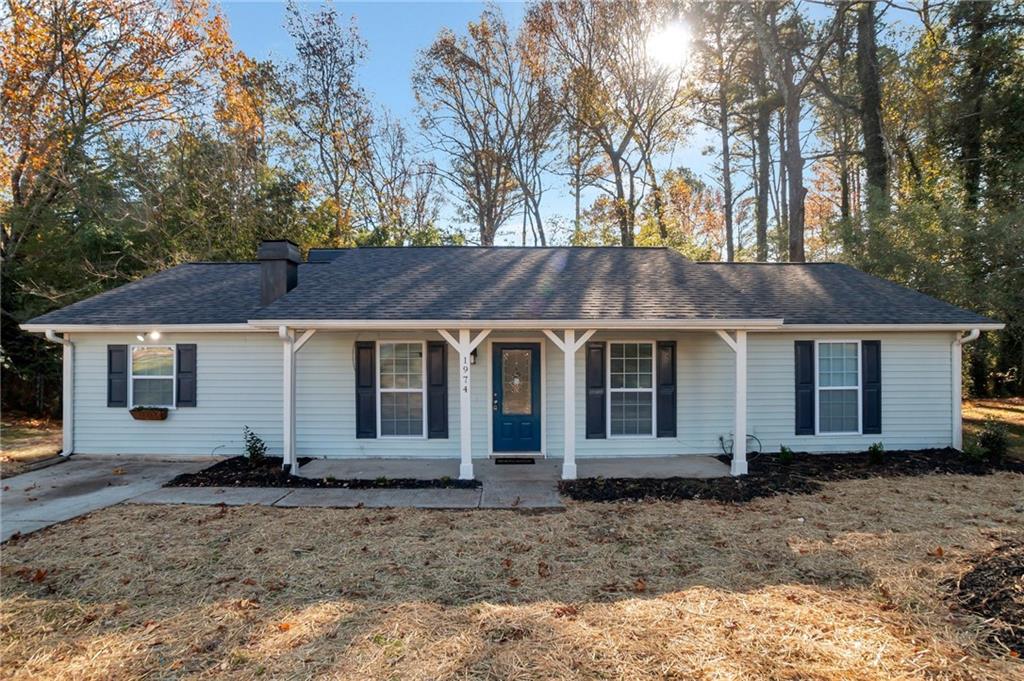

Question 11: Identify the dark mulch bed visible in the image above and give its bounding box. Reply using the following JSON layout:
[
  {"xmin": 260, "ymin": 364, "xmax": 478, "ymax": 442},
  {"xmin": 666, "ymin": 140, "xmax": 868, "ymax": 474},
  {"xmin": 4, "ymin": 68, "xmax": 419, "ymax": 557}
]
[
  {"xmin": 165, "ymin": 456, "xmax": 481, "ymax": 489},
  {"xmin": 559, "ymin": 448, "xmax": 1024, "ymax": 503},
  {"xmin": 949, "ymin": 539, "xmax": 1024, "ymax": 657}
]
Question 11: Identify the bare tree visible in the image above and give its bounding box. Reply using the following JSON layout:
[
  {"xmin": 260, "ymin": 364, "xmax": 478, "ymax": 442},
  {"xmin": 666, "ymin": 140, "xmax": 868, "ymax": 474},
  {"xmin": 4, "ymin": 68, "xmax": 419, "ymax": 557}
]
[
  {"xmin": 528, "ymin": 0, "xmax": 687, "ymax": 246},
  {"xmin": 357, "ymin": 113, "xmax": 441, "ymax": 245},
  {"xmin": 413, "ymin": 11, "xmax": 523, "ymax": 245},
  {"xmin": 280, "ymin": 1, "xmax": 372, "ymax": 247},
  {"xmin": 745, "ymin": 1, "xmax": 851, "ymax": 261}
]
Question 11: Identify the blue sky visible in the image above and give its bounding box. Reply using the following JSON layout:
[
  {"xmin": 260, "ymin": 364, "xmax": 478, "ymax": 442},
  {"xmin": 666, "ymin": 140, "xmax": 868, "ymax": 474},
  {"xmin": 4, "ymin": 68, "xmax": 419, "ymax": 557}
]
[{"xmin": 220, "ymin": 1, "xmax": 716, "ymax": 244}]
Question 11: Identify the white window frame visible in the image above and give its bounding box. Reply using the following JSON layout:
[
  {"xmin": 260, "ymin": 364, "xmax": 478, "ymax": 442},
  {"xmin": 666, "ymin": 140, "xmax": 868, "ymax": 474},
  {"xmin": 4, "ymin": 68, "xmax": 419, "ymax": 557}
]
[
  {"xmin": 606, "ymin": 340, "xmax": 657, "ymax": 439},
  {"xmin": 376, "ymin": 340, "xmax": 428, "ymax": 439},
  {"xmin": 129, "ymin": 344, "xmax": 176, "ymax": 409},
  {"xmin": 814, "ymin": 339, "xmax": 862, "ymax": 436}
]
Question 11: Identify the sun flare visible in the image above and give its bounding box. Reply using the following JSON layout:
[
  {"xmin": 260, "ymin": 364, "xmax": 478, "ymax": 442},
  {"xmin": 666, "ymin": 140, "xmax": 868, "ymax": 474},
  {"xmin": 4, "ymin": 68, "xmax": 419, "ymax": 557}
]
[{"xmin": 647, "ymin": 21, "xmax": 692, "ymax": 69}]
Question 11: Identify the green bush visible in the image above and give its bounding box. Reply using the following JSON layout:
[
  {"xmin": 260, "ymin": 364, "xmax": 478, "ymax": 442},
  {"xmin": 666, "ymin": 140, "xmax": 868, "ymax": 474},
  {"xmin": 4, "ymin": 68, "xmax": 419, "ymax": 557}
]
[
  {"xmin": 868, "ymin": 442, "xmax": 885, "ymax": 465},
  {"xmin": 778, "ymin": 445, "xmax": 795, "ymax": 465},
  {"xmin": 242, "ymin": 426, "xmax": 267, "ymax": 465},
  {"xmin": 961, "ymin": 440, "xmax": 987, "ymax": 462},
  {"xmin": 977, "ymin": 418, "xmax": 1009, "ymax": 463}
]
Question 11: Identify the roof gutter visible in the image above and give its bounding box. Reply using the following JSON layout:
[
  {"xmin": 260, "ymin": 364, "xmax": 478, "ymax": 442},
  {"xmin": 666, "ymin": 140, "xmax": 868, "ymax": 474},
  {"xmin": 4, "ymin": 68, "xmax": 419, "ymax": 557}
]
[
  {"xmin": 21, "ymin": 323, "xmax": 263, "ymax": 333},
  {"xmin": 247, "ymin": 318, "xmax": 788, "ymax": 331}
]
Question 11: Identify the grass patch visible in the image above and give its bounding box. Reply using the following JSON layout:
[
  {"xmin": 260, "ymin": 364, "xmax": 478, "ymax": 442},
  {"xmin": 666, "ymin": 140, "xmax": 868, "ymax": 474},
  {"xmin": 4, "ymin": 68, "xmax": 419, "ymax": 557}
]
[
  {"xmin": 964, "ymin": 397, "xmax": 1024, "ymax": 460},
  {"xmin": 2, "ymin": 472, "xmax": 1022, "ymax": 678},
  {"xmin": 0, "ymin": 416, "xmax": 61, "ymax": 478}
]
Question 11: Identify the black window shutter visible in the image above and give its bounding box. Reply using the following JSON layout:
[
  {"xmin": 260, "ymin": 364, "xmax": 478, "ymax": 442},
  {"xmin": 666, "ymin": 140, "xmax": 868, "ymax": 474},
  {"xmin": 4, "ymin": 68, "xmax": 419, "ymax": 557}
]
[
  {"xmin": 585, "ymin": 342, "xmax": 606, "ymax": 439},
  {"xmin": 107, "ymin": 345, "xmax": 128, "ymax": 408},
  {"xmin": 656, "ymin": 341, "xmax": 677, "ymax": 437},
  {"xmin": 426, "ymin": 341, "xmax": 448, "ymax": 439},
  {"xmin": 176, "ymin": 344, "xmax": 197, "ymax": 407},
  {"xmin": 355, "ymin": 341, "xmax": 376, "ymax": 438},
  {"xmin": 862, "ymin": 340, "xmax": 882, "ymax": 434},
  {"xmin": 794, "ymin": 341, "xmax": 815, "ymax": 435}
]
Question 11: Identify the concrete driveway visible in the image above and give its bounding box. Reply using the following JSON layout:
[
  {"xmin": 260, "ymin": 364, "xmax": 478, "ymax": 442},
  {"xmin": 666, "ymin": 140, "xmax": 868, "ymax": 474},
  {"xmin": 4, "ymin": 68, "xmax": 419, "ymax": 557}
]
[{"xmin": 1, "ymin": 456, "xmax": 209, "ymax": 541}]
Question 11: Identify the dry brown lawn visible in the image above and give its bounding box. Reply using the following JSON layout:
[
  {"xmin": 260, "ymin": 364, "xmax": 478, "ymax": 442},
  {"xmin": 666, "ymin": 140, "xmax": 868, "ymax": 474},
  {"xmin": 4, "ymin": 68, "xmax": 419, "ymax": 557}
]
[
  {"xmin": 964, "ymin": 397, "xmax": 1024, "ymax": 459},
  {"xmin": 0, "ymin": 416, "xmax": 61, "ymax": 478},
  {"xmin": 2, "ymin": 471, "xmax": 1022, "ymax": 680}
]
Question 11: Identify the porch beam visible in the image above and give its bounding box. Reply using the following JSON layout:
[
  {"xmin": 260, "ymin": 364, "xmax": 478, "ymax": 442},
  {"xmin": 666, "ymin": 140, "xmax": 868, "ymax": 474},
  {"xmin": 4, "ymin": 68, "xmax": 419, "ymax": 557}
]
[
  {"xmin": 715, "ymin": 329, "xmax": 738, "ymax": 352},
  {"xmin": 294, "ymin": 328, "xmax": 316, "ymax": 352}
]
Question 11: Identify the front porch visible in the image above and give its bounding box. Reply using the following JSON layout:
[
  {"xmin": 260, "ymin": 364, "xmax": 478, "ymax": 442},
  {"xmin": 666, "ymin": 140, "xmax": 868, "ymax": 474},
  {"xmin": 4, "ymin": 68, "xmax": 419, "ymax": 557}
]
[
  {"xmin": 271, "ymin": 323, "xmax": 771, "ymax": 481},
  {"xmin": 296, "ymin": 455, "xmax": 731, "ymax": 482}
]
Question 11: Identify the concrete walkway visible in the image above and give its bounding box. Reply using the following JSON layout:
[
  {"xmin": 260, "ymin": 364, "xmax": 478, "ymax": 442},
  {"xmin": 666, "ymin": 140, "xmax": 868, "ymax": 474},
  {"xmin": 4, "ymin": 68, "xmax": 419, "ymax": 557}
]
[
  {"xmin": 3, "ymin": 455, "xmax": 731, "ymax": 536},
  {"xmin": 1, "ymin": 456, "xmax": 209, "ymax": 541}
]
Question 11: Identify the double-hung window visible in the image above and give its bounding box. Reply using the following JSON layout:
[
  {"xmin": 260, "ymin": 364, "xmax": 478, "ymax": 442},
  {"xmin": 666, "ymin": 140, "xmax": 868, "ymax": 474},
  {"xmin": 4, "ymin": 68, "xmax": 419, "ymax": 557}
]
[
  {"xmin": 378, "ymin": 341, "xmax": 426, "ymax": 437},
  {"xmin": 130, "ymin": 345, "xmax": 175, "ymax": 408},
  {"xmin": 608, "ymin": 342, "xmax": 655, "ymax": 436},
  {"xmin": 816, "ymin": 341, "xmax": 860, "ymax": 434}
]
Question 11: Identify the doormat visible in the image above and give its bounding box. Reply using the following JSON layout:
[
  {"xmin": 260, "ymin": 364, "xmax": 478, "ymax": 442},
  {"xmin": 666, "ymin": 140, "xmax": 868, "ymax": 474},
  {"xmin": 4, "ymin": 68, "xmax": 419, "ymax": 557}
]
[{"xmin": 494, "ymin": 457, "xmax": 536, "ymax": 465}]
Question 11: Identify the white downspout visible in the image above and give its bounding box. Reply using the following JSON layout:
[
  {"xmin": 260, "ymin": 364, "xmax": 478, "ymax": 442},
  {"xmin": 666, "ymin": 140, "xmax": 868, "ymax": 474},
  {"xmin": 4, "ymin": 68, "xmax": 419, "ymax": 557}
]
[
  {"xmin": 44, "ymin": 330, "xmax": 74, "ymax": 456},
  {"xmin": 951, "ymin": 329, "xmax": 981, "ymax": 450}
]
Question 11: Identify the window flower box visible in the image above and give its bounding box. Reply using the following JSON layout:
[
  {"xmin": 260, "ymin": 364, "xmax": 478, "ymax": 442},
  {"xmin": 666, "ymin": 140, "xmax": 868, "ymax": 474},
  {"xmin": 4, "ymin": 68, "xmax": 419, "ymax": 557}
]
[{"xmin": 130, "ymin": 407, "xmax": 168, "ymax": 421}]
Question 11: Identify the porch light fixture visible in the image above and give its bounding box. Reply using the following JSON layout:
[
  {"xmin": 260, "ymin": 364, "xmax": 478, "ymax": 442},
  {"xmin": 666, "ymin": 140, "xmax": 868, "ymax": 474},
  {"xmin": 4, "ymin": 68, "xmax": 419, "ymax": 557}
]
[{"xmin": 148, "ymin": 330, "xmax": 161, "ymax": 340}]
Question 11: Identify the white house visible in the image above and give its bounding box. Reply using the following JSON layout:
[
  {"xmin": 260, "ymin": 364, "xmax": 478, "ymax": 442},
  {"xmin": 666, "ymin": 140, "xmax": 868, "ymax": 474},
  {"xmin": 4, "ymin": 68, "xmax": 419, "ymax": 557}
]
[{"xmin": 22, "ymin": 241, "xmax": 1002, "ymax": 480}]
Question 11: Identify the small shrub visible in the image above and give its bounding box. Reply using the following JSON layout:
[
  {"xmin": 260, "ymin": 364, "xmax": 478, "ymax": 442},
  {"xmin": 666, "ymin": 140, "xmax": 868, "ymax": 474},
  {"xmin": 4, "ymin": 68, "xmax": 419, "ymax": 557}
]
[
  {"xmin": 977, "ymin": 418, "xmax": 1009, "ymax": 463},
  {"xmin": 242, "ymin": 426, "xmax": 267, "ymax": 465},
  {"xmin": 961, "ymin": 440, "xmax": 987, "ymax": 462},
  {"xmin": 868, "ymin": 442, "xmax": 885, "ymax": 465},
  {"xmin": 778, "ymin": 445, "xmax": 795, "ymax": 465}
]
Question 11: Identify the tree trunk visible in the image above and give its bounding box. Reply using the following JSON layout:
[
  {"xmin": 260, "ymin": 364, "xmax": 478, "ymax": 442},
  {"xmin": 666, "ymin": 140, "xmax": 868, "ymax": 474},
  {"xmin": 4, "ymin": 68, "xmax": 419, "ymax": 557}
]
[
  {"xmin": 719, "ymin": 87, "xmax": 735, "ymax": 261},
  {"xmin": 857, "ymin": 1, "xmax": 889, "ymax": 220},
  {"xmin": 755, "ymin": 69, "xmax": 771, "ymax": 262},
  {"xmin": 609, "ymin": 153, "xmax": 634, "ymax": 246},
  {"xmin": 777, "ymin": 109, "xmax": 788, "ymax": 255},
  {"xmin": 784, "ymin": 96, "xmax": 805, "ymax": 262},
  {"xmin": 644, "ymin": 158, "xmax": 667, "ymax": 241}
]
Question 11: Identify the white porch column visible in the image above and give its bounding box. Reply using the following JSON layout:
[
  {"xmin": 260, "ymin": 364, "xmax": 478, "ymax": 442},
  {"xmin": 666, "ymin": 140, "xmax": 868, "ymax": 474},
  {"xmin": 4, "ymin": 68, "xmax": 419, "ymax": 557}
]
[
  {"xmin": 542, "ymin": 328, "xmax": 596, "ymax": 480},
  {"xmin": 438, "ymin": 328, "xmax": 491, "ymax": 479},
  {"xmin": 733, "ymin": 330, "xmax": 748, "ymax": 476},
  {"xmin": 279, "ymin": 328, "xmax": 316, "ymax": 470},
  {"xmin": 280, "ymin": 326, "xmax": 296, "ymax": 469},
  {"xmin": 715, "ymin": 329, "xmax": 748, "ymax": 476},
  {"xmin": 45, "ymin": 330, "xmax": 74, "ymax": 456}
]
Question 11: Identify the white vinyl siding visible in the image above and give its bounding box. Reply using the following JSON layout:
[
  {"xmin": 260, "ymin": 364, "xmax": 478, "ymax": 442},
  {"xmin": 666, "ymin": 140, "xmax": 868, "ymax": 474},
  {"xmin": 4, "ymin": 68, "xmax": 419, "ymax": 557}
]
[{"xmin": 68, "ymin": 330, "xmax": 955, "ymax": 460}]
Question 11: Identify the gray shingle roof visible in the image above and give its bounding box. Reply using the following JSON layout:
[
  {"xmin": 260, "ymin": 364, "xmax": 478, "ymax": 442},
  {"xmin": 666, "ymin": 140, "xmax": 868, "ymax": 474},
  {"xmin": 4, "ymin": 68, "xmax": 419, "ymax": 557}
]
[
  {"xmin": 25, "ymin": 263, "xmax": 266, "ymax": 326},
  {"xmin": 25, "ymin": 247, "xmax": 997, "ymax": 327}
]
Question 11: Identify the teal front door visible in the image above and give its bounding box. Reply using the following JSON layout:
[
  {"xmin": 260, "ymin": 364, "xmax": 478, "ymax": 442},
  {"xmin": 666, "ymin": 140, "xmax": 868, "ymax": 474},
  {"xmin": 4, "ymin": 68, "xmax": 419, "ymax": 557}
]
[{"xmin": 492, "ymin": 343, "xmax": 541, "ymax": 452}]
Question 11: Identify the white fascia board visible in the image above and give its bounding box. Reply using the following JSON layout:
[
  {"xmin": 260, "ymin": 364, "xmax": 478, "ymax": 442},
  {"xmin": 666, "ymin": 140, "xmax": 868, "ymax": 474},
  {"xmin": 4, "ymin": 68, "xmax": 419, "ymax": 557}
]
[
  {"xmin": 247, "ymin": 318, "xmax": 787, "ymax": 330},
  {"xmin": 20, "ymin": 323, "xmax": 263, "ymax": 333},
  {"xmin": 768, "ymin": 323, "xmax": 1004, "ymax": 332}
]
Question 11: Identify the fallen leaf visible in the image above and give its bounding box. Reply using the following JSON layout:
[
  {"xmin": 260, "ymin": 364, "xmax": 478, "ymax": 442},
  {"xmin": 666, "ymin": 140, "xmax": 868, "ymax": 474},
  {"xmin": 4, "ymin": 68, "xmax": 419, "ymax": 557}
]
[
  {"xmin": 242, "ymin": 578, "xmax": 257, "ymax": 586},
  {"xmin": 537, "ymin": 561, "xmax": 551, "ymax": 578},
  {"xmin": 501, "ymin": 558, "xmax": 513, "ymax": 570},
  {"xmin": 508, "ymin": 577, "xmax": 521, "ymax": 587},
  {"xmin": 31, "ymin": 569, "xmax": 48, "ymax": 583},
  {"xmin": 277, "ymin": 622, "xmax": 292, "ymax": 632},
  {"xmin": 112, "ymin": 467, "xmax": 126, "ymax": 475},
  {"xmin": 632, "ymin": 578, "xmax": 647, "ymax": 593},
  {"xmin": 553, "ymin": 605, "xmax": 578, "ymax": 618},
  {"xmin": 928, "ymin": 546, "xmax": 945, "ymax": 558}
]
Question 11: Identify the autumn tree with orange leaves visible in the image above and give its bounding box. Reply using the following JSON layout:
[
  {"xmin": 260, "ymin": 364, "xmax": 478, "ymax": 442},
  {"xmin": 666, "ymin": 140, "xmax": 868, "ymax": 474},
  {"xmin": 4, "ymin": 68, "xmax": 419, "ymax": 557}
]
[{"xmin": 0, "ymin": 0, "xmax": 237, "ymax": 263}]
